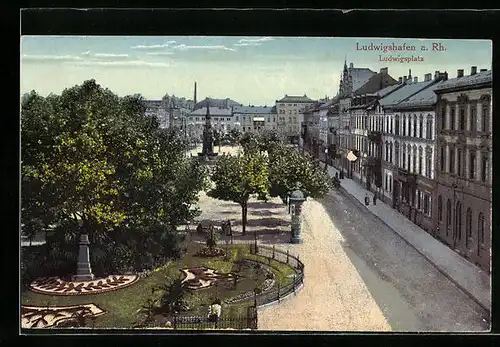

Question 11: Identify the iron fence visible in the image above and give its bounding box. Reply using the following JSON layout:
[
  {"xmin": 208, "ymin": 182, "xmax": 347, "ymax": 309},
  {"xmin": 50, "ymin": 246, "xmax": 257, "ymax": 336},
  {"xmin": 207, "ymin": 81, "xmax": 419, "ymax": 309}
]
[
  {"xmin": 248, "ymin": 244, "xmax": 305, "ymax": 307},
  {"xmin": 144, "ymin": 306, "xmax": 257, "ymax": 330}
]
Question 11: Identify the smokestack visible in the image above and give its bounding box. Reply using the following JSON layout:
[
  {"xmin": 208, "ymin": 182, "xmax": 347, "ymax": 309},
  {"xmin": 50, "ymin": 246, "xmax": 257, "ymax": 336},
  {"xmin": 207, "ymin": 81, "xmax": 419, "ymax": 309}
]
[
  {"xmin": 194, "ymin": 82, "xmax": 197, "ymax": 105},
  {"xmin": 398, "ymin": 77, "xmax": 403, "ymax": 83},
  {"xmin": 414, "ymin": 77, "xmax": 418, "ymax": 83},
  {"xmin": 480, "ymin": 68, "xmax": 487, "ymax": 72},
  {"xmin": 471, "ymin": 66, "xmax": 477, "ymax": 75},
  {"xmin": 457, "ymin": 69, "xmax": 464, "ymax": 78},
  {"xmin": 424, "ymin": 73, "xmax": 432, "ymax": 82}
]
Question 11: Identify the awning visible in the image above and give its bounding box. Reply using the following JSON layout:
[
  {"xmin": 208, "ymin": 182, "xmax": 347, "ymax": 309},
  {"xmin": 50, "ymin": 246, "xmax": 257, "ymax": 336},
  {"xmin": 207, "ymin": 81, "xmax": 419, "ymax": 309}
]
[
  {"xmin": 347, "ymin": 151, "xmax": 358, "ymax": 162},
  {"xmin": 253, "ymin": 117, "xmax": 265, "ymax": 122}
]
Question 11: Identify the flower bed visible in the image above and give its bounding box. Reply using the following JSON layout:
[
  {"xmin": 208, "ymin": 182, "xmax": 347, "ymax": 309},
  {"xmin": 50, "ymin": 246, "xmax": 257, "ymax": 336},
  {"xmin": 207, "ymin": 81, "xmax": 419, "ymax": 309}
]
[
  {"xmin": 30, "ymin": 275, "xmax": 139, "ymax": 296},
  {"xmin": 21, "ymin": 303, "xmax": 106, "ymax": 329}
]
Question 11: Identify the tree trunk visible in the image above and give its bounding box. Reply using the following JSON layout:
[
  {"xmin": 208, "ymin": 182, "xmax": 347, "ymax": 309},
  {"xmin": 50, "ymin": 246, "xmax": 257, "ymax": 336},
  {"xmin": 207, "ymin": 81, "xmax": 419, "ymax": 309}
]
[{"xmin": 241, "ymin": 203, "xmax": 248, "ymax": 235}]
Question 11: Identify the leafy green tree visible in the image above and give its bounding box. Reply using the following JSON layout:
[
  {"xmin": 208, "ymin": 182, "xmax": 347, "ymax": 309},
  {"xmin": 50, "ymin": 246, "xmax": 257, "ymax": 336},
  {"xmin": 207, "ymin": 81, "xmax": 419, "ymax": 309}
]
[
  {"xmin": 239, "ymin": 132, "xmax": 260, "ymax": 153},
  {"xmin": 228, "ymin": 128, "xmax": 242, "ymax": 146},
  {"xmin": 21, "ymin": 80, "xmax": 208, "ymax": 277},
  {"xmin": 208, "ymin": 152, "xmax": 270, "ymax": 235},
  {"xmin": 268, "ymin": 144, "xmax": 332, "ymax": 203}
]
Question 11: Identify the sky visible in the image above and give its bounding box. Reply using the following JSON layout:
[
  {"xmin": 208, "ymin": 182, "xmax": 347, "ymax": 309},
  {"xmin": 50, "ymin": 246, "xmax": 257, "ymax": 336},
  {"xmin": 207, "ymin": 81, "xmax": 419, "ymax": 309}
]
[{"xmin": 20, "ymin": 36, "xmax": 492, "ymax": 106}]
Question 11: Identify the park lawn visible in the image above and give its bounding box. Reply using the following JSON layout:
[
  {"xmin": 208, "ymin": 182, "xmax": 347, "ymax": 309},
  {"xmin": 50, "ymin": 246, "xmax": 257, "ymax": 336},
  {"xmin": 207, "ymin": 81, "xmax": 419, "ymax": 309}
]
[{"xmin": 21, "ymin": 243, "xmax": 279, "ymax": 328}]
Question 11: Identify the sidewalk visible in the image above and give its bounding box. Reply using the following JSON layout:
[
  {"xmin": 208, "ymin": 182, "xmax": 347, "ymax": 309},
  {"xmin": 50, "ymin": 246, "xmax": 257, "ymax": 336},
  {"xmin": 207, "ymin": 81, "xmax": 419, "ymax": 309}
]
[{"xmin": 324, "ymin": 163, "xmax": 491, "ymax": 312}]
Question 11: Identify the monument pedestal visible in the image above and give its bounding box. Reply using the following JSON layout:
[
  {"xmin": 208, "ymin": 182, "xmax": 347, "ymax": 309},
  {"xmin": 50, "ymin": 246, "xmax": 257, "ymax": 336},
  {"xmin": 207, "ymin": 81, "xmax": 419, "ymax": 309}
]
[{"xmin": 73, "ymin": 234, "xmax": 95, "ymax": 281}]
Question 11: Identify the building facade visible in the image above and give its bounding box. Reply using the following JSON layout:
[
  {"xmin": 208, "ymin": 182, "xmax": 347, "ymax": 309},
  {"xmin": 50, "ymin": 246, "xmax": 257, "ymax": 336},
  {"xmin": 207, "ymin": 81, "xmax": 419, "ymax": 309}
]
[
  {"xmin": 144, "ymin": 100, "xmax": 170, "ymax": 128},
  {"xmin": 232, "ymin": 105, "xmax": 277, "ymax": 134},
  {"xmin": 433, "ymin": 67, "xmax": 492, "ymax": 273},
  {"xmin": 276, "ymin": 94, "xmax": 316, "ymax": 142}
]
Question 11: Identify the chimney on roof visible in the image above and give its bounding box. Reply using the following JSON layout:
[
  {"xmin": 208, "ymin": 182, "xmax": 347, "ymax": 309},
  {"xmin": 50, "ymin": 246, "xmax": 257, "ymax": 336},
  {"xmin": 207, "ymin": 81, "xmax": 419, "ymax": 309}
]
[
  {"xmin": 350, "ymin": 63, "xmax": 354, "ymax": 69},
  {"xmin": 424, "ymin": 73, "xmax": 432, "ymax": 82},
  {"xmin": 471, "ymin": 66, "xmax": 477, "ymax": 75},
  {"xmin": 403, "ymin": 76, "xmax": 407, "ymax": 83},
  {"xmin": 380, "ymin": 67, "xmax": 388, "ymax": 74},
  {"xmin": 480, "ymin": 68, "xmax": 487, "ymax": 72},
  {"xmin": 398, "ymin": 77, "xmax": 403, "ymax": 83},
  {"xmin": 408, "ymin": 69, "xmax": 412, "ymax": 80},
  {"xmin": 414, "ymin": 77, "xmax": 418, "ymax": 83},
  {"xmin": 434, "ymin": 71, "xmax": 440, "ymax": 80},
  {"xmin": 457, "ymin": 69, "xmax": 464, "ymax": 78}
]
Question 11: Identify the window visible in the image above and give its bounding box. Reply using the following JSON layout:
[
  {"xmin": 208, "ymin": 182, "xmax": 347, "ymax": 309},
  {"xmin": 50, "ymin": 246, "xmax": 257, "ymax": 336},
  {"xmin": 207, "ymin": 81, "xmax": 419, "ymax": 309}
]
[
  {"xmin": 419, "ymin": 115, "xmax": 424, "ymax": 138},
  {"xmin": 438, "ymin": 195, "xmax": 443, "ymax": 221},
  {"xmin": 418, "ymin": 147, "xmax": 423, "ymax": 175},
  {"xmin": 426, "ymin": 151, "xmax": 432, "ymax": 178},
  {"xmin": 457, "ymin": 149, "xmax": 462, "ymax": 177},
  {"xmin": 389, "ymin": 177, "xmax": 392, "ymax": 192},
  {"xmin": 466, "ymin": 208, "xmax": 472, "ymax": 249},
  {"xmin": 424, "ymin": 195, "xmax": 430, "ymax": 215},
  {"xmin": 390, "ymin": 117, "xmax": 393, "ymax": 133},
  {"xmin": 385, "ymin": 174, "xmax": 388, "ymax": 191},
  {"xmin": 385, "ymin": 142, "xmax": 389, "ymax": 161},
  {"xmin": 402, "ymin": 115, "xmax": 406, "ymax": 136},
  {"xmin": 441, "ymin": 107, "xmax": 446, "ymax": 130},
  {"xmin": 417, "ymin": 190, "xmax": 421, "ymax": 210},
  {"xmin": 273, "ymin": 117, "xmax": 276, "ymax": 122},
  {"xmin": 446, "ymin": 199, "xmax": 452, "ymax": 236},
  {"xmin": 455, "ymin": 202, "xmax": 462, "ymax": 241},
  {"xmin": 450, "ymin": 106, "xmax": 455, "ymax": 130},
  {"xmin": 412, "ymin": 147, "xmax": 417, "ymax": 173},
  {"xmin": 426, "ymin": 116, "xmax": 433, "ymax": 139},
  {"xmin": 469, "ymin": 152, "xmax": 476, "ymax": 179},
  {"xmin": 440, "ymin": 147, "xmax": 445, "ymax": 172},
  {"xmin": 413, "ymin": 116, "xmax": 417, "ymax": 137},
  {"xmin": 395, "ymin": 115, "xmax": 400, "ymax": 135},
  {"xmin": 481, "ymin": 153, "xmax": 488, "ymax": 182},
  {"xmin": 402, "ymin": 146, "xmax": 406, "ymax": 169},
  {"xmin": 459, "ymin": 107, "xmax": 465, "ymax": 131},
  {"xmin": 478, "ymin": 212, "xmax": 485, "ymax": 256},
  {"xmin": 482, "ymin": 105, "xmax": 489, "ymax": 132},
  {"xmin": 449, "ymin": 147, "xmax": 455, "ymax": 174},
  {"xmin": 389, "ymin": 143, "xmax": 393, "ymax": 163},
  {"xmin": 470, "ymin": 106, "xmax": 476, "ymax": 133}
]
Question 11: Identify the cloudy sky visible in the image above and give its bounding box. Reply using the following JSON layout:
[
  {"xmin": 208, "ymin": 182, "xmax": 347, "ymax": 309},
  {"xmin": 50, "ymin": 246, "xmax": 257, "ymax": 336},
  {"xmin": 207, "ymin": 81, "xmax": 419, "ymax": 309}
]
[{"xmin": 20, "ymin": 36, "xmax": 492, "ymax": 106}]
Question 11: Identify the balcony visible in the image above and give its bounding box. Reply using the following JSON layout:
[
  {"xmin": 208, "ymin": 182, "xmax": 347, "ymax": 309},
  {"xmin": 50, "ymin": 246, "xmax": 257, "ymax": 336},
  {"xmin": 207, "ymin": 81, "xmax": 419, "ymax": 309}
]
[{"xmin": 367, "ymin": 130, "xmax": 382, "ymax": 143}]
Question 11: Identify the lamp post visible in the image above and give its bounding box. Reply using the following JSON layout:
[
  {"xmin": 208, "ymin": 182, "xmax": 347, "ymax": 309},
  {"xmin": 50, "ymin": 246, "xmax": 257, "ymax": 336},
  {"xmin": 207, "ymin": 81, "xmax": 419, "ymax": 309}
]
[{"xmin": 324, "ymin": 147, "xmax": 328, "ymax": 171}]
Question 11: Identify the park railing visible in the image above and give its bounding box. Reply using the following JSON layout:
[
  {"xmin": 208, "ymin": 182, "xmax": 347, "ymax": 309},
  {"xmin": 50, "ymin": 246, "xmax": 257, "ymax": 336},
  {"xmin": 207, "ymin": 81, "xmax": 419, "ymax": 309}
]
[
  {"xmin": 144, "ymin": 306, "xmax": 258, "ymax": 330},
  {"xmin": 248, "ymin": 244, "xmax": 305, "ymax": 307}
]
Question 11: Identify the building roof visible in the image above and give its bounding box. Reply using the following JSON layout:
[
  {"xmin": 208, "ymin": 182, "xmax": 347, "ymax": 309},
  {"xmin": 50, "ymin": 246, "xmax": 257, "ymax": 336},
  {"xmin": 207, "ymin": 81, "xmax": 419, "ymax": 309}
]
[
  {"xmin": 353, "ymin": 71, "xmax": 398, "ymax": 96},
  {"xmin": 194, "ymin": 97, "xmax": 241, "ymax": 110},
  {"xmin": 434, "ymin": 70, "xmax": 492, "ymax": 92},
  {"xmin": 379, "ymin": 79, "xmax": 436, "ymax": 107},
  {"xmin": 376, "ymin": 82, "xmax": 404, "ymax": 98},
  {"xmin": 396, "ymin": 80, "xmax": 447, "ymax": 109},
  {"xmin": 276, "ymin": 94, "xmax": 315, "ymax": 103},
  {"xmin": 189, "ymin": 107, "xmax": 232, "ymax": 116},
  {"xmin": 144, "ymin": 100, "xmax": 164, "ymax": 108},
  {"xmin": 232, "ymin": 105, "xmax": 276, "ymax": 114},
  {"xmin": 350, "ymin": 68, "xmax": 377, "ymax": 92}
]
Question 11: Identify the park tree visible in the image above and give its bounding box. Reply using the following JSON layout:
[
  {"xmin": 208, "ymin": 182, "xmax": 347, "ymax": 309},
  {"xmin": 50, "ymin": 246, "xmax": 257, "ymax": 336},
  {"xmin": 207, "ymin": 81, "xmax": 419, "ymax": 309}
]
[
  {"xmin": 267, "ymin": 144, "xmax": 332, "ymax": 203},
  {"xmin": 228, "ymin": 128, "xmax": 242, "ymax": 146},
  {"xmin": 239, "ymin": 132, "xmax": 261, "ymax": 153},
  {"xmin": 21, "ymin": 80, "xmax": 208, "ymax": 278},
  {"xmin": 208, "ymin": 152, "xmax": 270, "ymax": 235}
]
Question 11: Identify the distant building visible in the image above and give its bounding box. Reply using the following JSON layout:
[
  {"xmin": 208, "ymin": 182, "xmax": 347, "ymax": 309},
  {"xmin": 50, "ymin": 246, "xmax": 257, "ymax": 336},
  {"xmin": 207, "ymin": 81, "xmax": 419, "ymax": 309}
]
[
  {"xmin": 232, "ymin": 105, "xmax": 277, "ymax": 133},
  {"xmin": 187, "ymin": 106, "xmax": 233, "ymax": 141},
  {"xmin": 433, "ymin": 67, "xmax": 492, "ymax": 273},
  {"xmin": 144, "ymin": 100, "xmax": 169, "ymax": 128},
  {"xmin": 276, "ymin": 94, "xmax": 316, "ymax": 142},
  {"xmin": 193, "ymin": 97, "xmax": 241, "ymax": 111}
]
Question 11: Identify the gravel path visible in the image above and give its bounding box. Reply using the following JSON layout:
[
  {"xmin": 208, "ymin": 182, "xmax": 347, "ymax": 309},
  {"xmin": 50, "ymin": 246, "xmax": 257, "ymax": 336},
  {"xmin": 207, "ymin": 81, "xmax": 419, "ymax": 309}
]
[{"xmin": 257, "ymin": 199, "xmax": 391, "ymax": 331}]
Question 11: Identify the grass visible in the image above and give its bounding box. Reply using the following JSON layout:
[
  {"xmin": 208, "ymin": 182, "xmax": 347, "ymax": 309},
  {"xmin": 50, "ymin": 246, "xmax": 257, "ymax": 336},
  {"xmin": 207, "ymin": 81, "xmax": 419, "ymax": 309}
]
[{"xmin": 21, "ymin": 243, "xmax": 298, "ymax": 328}]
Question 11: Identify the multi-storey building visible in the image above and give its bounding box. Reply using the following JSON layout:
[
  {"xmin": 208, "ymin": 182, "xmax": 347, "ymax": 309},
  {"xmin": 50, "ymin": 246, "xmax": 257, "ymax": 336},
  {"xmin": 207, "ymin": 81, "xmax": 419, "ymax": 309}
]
[
  {"xmin": 144, "ymin": 100, "xmax": 170, "ymax": 128},
  {"xmin": 186, "ymin": 106, "xmax": 233, "ymax": 142},
  {"xmin": 232, "ymin": 105, "xmax": 277, "ymax": 133},
  {"xmin": 336, "ymin": 62, "xmax": 377, "ymax": 176},
  {"xmin": 374, "ymin": 72, "xmax": 443, "ymax": 212},
  {"xmin": 345, "ymin": 67, "xmax": 399, "ymax": 182},
  {"xmin": 433, "ymin": 67, "xmax": 492, "ymax": 273},
  {"xmin": 391, "ymin": 76, "xmax": 446, "ymax": 232},
  {"xmin": 276, "ymin": 94, "xmax": 316, "ymax": 143}
]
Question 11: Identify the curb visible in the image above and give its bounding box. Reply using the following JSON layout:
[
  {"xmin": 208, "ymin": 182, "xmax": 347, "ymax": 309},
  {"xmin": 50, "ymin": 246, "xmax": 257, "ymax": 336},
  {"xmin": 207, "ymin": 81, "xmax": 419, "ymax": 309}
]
[{"xmin": 337, "ymin": 185, "xmax": 490, "ymax": 316}]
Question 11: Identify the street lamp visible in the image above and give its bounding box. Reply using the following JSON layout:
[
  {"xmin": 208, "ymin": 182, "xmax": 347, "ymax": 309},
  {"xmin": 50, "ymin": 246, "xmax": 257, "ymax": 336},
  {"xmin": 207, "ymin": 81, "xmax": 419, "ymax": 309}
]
[{"xmin": 324, "ymin": 148, "xmax": 328, "ymax": 171}]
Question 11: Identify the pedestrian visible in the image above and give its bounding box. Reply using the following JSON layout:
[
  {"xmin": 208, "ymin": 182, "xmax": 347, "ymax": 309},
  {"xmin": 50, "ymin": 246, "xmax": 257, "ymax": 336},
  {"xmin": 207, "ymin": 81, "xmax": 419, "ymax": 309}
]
[
  {"xmin": 373, "ymin": 191, "xmax": 377, "ymax": 205},
  {"xmin": 335, "ymin": 172, "xmax": 339, "ymax": 180},
  {"xmin": 364, "ymin": 193, "xmax": 370, "ymax": 206}
]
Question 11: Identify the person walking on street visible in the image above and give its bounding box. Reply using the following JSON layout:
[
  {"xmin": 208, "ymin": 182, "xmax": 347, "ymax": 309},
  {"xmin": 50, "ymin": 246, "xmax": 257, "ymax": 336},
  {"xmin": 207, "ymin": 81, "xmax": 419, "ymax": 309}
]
[
  {"xmin": 373, "ymin": 191, "xmax": 377, "ymax": 205},
  {"xmin": 364, "ymin": 193, "xmax": 370, "ymax": 206}
]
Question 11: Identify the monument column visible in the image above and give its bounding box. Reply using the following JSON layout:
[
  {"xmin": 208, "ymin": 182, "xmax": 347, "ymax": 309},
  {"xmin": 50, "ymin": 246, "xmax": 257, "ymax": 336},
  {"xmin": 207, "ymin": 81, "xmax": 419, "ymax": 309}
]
[{"xmin": 73, "ymin": 234, "xmax": 95, "ymax": 281}]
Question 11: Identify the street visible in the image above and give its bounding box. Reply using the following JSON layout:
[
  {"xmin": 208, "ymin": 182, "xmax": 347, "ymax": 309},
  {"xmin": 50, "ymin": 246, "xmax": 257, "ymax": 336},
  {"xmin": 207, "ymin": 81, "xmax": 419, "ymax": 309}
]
[{"xmin": 256, "ymin": 187, "xmax": 489, "ymax": 331}]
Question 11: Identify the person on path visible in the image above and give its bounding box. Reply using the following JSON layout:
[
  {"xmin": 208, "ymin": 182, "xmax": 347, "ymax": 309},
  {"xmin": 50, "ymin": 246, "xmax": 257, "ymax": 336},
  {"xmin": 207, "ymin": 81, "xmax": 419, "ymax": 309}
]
[
  {"xmin": 364, "ymin": 193, "xmax": 370, "ymax": 206},
  {"xmin": 373, "ymin": 191, "xmax": 377, "ymax": 205}
]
